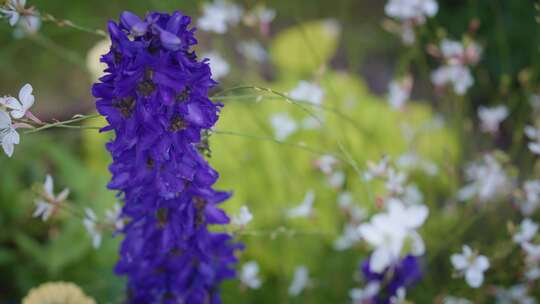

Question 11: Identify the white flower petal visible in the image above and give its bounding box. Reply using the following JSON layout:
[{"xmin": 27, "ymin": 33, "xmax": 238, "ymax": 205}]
[
  {"xmin": 44, "ymin": 175, "xmax": 54, "ymax": 197},
  {"xmin": 370, "ymin": 247, "xmax": 393, "ymax": 273},
  {"xmin": 465, "ymin": 268, "xmax": 484, "ymax": 288}
]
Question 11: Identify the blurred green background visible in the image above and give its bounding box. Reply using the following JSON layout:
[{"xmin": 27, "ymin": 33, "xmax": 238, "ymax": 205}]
[{"xmin": 0, "ymin": 0, "xmax": 539, "ymax": 303}]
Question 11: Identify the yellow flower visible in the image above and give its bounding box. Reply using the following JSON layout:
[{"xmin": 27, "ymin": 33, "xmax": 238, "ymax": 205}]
[{"xmin": 22, "ymin": 281, "xmax": 96, "ymax": 304}]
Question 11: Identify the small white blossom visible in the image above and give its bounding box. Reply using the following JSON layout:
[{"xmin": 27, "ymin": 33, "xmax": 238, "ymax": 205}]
[
  {"xmin": 327, "ymin": 170, "xmax": 345, "ymax": 189},
  {"xmin": 231, "ymin": 205, "xmax": 253, "ymax": 227},
  {"xmin": 288, "ymin": 266, "xmax": 310, "ymax": 296},
  {"xmin": 314, "ymin": 154, "xmax": 339, "ymax": 175},
  {"xmin": 458, "ymin": 154, "xmax": 511, "ymax": 203},
  {"xmin": 494, "ymin": 284, "xmax": 537, "ymax": 304},
  {"xmin": 385, "ymin": 0, "xmax": 438, "ymax": 23},
  {"xmin": 403, "ymin": 184, "xmax": 424, "ymax": 205},
  {"xmin": 451, "ymin": 245, "xmax": 489, "ymax": 288},
  {"xmin": 237, "ymin": 40, "xmax": 268, "ymax": 62},
  {"xmin": 350, "ymin": 283, "xmax": 380, "ymax": 303},
  {"xmin": 521, "ymin": 180, "xmax": 540, "ymax": 215},
  {"xmin": 390, "ymin": 288, "xmax": 407, "ymax": 304},
  {"xmin": 387, "ymin": 76, "xmax": 413, "ymax": 110},
  {"xmin": 443, "ymin": 296, "xmax": 473, "ymax": 304},
  {"xmin": 364, "ymin": 157, "xmax": 389, "ymax": 181},
  {"xmin": 270, "ymin": 112, "xmax": 297, "ymax": 141},
  {"xmin": 397, "ymin": 152, "xmax": 438, "ymax": 176},
  {"xmin": 0, "ymin": 110, "xmax": 19, "ymax": 157},
  {"xmin": 104, "ymin": 203, "xmax": 124, "ymax": 231},
  {"xmin": 287, "ymin": 190, "xmax": 315, "ymax": 218},
  {"xmin": 525, "ymin": 265, "xmax": 540, "ymax": 281},
  {"xmin": 513, "ymin": 219, "xmax": 539, "ymax": 245},
  {"xmin": 197, "ymin": 0, "xmax": 243, "ymax": 34},
  {"xmin": 385, "ymin": 168, "xmax": 407, "ymax": 195},
  {"xmin": 1, "ymin": 83, "xmax": 35, "ymax": 119},
  {"xmin": 0, "ymin": 0, "xmax": 23, "ymax": 26},
  {"xmin": 202, "ymin": 51, "xmax": 230, "ymax": 81},
  {"xmin": 289, "ymin": 81, "xmax": 325, "ymax": 106},
  {"xmin": 240, "ymin": 261, "xmax": 262, "ymax": 289},
  {"xmin": 525, "ymin": 126, "xmax": 540, "ymax": 155},
  {"xmin": 431, "ymin": 64, "xmax": 473, "ymax": 95},
  {"xmin": 33, "ymin": 174, "xmax": 70, "ymax": 221},
  {"xmin": 522, "ymin": 242, "xmax": 540, "ymax": 264},
  {"xmin": 334, "ymin": 223, "xmax": 362, "ymax": 251},
  {"xmin": 478, "ymin": 105, "xmax": 508, "ymax": 134},
  {"xmin": 83, "ymin": 208, "xmax": 102, "ymax": 249}
]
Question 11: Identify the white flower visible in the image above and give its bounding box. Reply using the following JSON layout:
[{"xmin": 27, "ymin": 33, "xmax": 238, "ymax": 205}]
[
  {"xmin": 240, "ymin": 261, "xmax": 262, "ymax": 289},
  {"xmin": 443, "ymin": 296, "xmax": 473, "ymax": 304},
  {"xmin": 334, "ymin": 223, "xmax": 362, "ymax": 251},
  {"xmin": 350, "ymin": 283, "xmax": 380, "ymax": 303},
  {"xmin": 231, "ymin": 205, "xmax": 253, "ymax": 227},
  {"xmin": 458, "ymin": 154, "xmax": 511, "ymax": 203},
  {"xmin": 521, "ymin": 180, "xmax": 540, "ymax": 215},
  {"xmin": 314, "ymin": 154, "xmax": 339, "ymax": 175},
  {"xmin": 1, "ymin": 83, "xmax": 35, "ymax": 119},
  {"xmin": 495, "ymin": 284, "xmax": 537, "ymax": 304},
  {"xmin": 525, "ymin": 265, "xmax": 540, "ymax": 281},
  {"xmin": 385, "ymin": 0, "xmax": 438, "ymax": 22},
  {"xmin": 0, "ymin": 0, "xmax": 25, "ymax": 26},
  {"xmin": 288, "ymin": 266, "xmax": 310, "ymax": 296},
  {"xmin": 431, "ymin": 64, "xmax": 473, "ymax": 95},
  {"xmin": 14, "ymin": 13, "xmax": 40, "ymax": 37},
  {"xmin": 201, "ymin": 51, "xmax": 230, "ymax": 80},
  {"xmin": 287, "ymin": 190, "xmax": 315, "ymax": 218},
  {"xmin": 513, "ymin": 218, "xmax": 539, "ymax": 245},
  {"xmin": 237, "ymin": 40, "xmax": 268, "ymax": 62},
  {"xmin": 440, "ymin": 39, "xmax": 465, "ymax": 59},
  {"xmin": 0, "ymin": 110, "xmax": 19, "ymax": 157},
  {"xmin": 104, "ymin": 203, "xmax": 124, "ymax": 230},
  {"xmin": 289, "ymin": 81, "xmax": 325, "ymax": 106},
  {"xmin": 390, "ymin": 288, "xmax": 407, "ymax": 304},
  {"xmin": 364, "ymin": 157, "xmax": 389, "ymax": 180},
  {"xmin": 83, "ymin": 208, "xmax": 102, "ymax": 249},
  {"xmin": 451, "ymin": 245, "xmax": 489, "ymax": 288},
  {"xmin": 385, "ymin": 168, "xmax": 407, "ymax": 195},
  {"xmin": 522, "ymin": 242, "xmax": 540, "ymax": 263},
  {"xmin": 525, "ymin": 126, "xmax": 540, "ymax": 155},
  {"xmin": 197, "ymin": 0, "xmax": 243, "ymax": 34},
  {"xmin": 270, "ymin": 112, "xmax": 297, "ymax": 141},
  {"xmin": 478, "ymin": 105, "xmax": 508, "ymax": 134},
  {"xmin": 397, "ymin": 152, "xmax": 438, "ymax": 176},
  {"xmin": 327, "ymin": 171, "xmax": 345, "ymax": 189},
  {"xmin": 403, "ymin": 184, "xmax": 424, "ymax": 205},
  {"xmin": 388, "ymin": 76, "xmax": 413, "ymax": 110},
  {"xmin": 33, "ymin": 174, "xmax": 70, "ymax": 221}
]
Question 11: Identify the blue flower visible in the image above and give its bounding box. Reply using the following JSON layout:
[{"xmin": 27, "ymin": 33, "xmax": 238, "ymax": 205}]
[{"xmin": 92, "ymin": 11, "xmax": 240, "ymax": 303}]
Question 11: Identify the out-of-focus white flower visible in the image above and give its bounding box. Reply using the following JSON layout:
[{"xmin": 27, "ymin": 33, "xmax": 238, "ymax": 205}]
[
  {"xmin": 1, "ymin": 83, "xmax": 35, "ymax": 119},
  {"xmin": 327, "ymin": 171, "xmax": 345, "ymax": 189},
  {"xmin": 440, "ymin": 39, "xmax": 464, "ymax": 59},
  {"xmin": 0, "ymin": 0, "xmax": 40, "ymax": 37},
  {"xmin": 525, "ymin": 126, "xmax": 540, "ymax": 155},
  {"xmin": 334, "ymin": 223, "xmax": 362, "ymax": 251},
  {"xmin": 289, "ymin": 81, "xmax": 325, "ymax": 106},
  {"xmin": 451, "ymin": 245, "xmax": 489, "ymax": 288},
  {"xmin": 458, "ymin": 154, "xmax": 511, "ymax": 203},
  {"xmin": 237, "ymin": 40, "xmax": 268, "ymax": 62},
  {"xmin": 104, "ymin": 203, "xmax": 124, "ymax": 231},
  {"xmin": 431, "ymin": 64, "xmax": 473, "ymax": 95},
  {"xmin": 522, "ymin": 242, "xmax": 540, "ymax": 263},
  {"xmin": 439, "ymin": 39, "xmax": 482, "ymax": 66},
  {"xmin": 478, "ymin": 105, "xmax": 508, "ymax": 134},
  {"xmin": 287, "ymin": 190, "xmax": 315, "ymax": 218},
  {"xmin": 270, "ymin": 112, "xmax": 297, "ymax": 141},
  {"xmin": 197, "ymin": 0, "xmax": 243, "ymax": 34},
  {"xmin": 337, "ymin": 191, "xmax": 354, "ymax": 209},
  {"xmin": 513, "ymin": 218, "xmax": 539, "ymax": 245},
  {"xmin": 301, "ymin": 116, "xmax": 323, "ymax": 130},
  {"xmin": 350, "ymin": 283, "xmax": 380, "ymax": 303},
  {"xmin": 201, "ymin": 51, "xmax": 230, "ymax": 80},
  {"xmin": 385, "ymin": 0, "xmax": 438, "ymax": 23},
  {"xmin": 525, "ymin": 264, "xmax": 540, "ymax": 281},
  {"xmin": 358, "ymin": 200, "xmax": 428, "ymax": 272},
  {"xmin": 390, "ymin": 288, "xmax": 407, "ymax": 304},
  {"xmin": 521, "ymin": 180, "xmax": 540, "ymax": 215},
  {"xmin": 337, "ymin": 192, "xmax": 366, "ymax": 223},
  {"xmin": 314, "ymin": 154, "xmax": 339, "ymax": 175},
  {"xmin": 240, "ymin": 261, "xmax": 262, "ymax": 289},
  {"xmin": 288, "ymin": 266, "xmax": 310, "ymax": 296},
  {"xmin": 388, "ymin": 76, "xmax": 413, "ymax": 110},
  {"xmin": 83, "ymin": 208, "xmax": 102, "ymax": 249},
  {"xmin": 33, "ymin": 174, "xmax": 70, "ymax": 221},
  {"xmin": 403, "ymin": 184, "xmax": 424, "ymax": 205},
  {"xmin": 397, "ymin": 152, "xmax": 438, "ymax": 176},
  {"xmin": 13, "ymin": 13, "xmax": 40, "ymax": 37},
  {"xmin": 443, "ymin": 296, "xmax": 473, "ymax": 304},
  {"xmin": 86, "ymin": 39, "xmax": 111, "ymax": 81},
  {"xmin": 0, "ymin": 0, "xmax": 23, "ymax": 26},
  {"xmin": 0, "ymin": 110, "xmax": 19, "ymax": 157},
  {"xmin": 364, "ymin": 157, "xmax": 389, "ymax": 181},
  {"xmin": 231, "ymin": 205, "xmax": 253, "ymax": 227},
  {"xmin": 385, "ymin": 168, "xmax": 407, "ymax": 195},
  {"xmin": 494, "ymin": 284, "xmax": 537, "ymax": 304}
]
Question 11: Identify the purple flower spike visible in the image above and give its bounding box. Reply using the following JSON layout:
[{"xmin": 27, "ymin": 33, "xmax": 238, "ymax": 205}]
[{"xmin": 93, "ymin": 11, "xmax": 240, "ymax": 303}]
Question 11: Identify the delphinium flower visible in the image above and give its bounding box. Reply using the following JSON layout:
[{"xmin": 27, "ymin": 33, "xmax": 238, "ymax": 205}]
[
  {"xmin": 32, "ymin": 174, "xmax": 70, "ymax": 221},
  {"xmin": 430, "ymin": 38, "xmax": 482, "ymax": 95},
  {"xmin": 359, "ymin": 254, "xmax": 422, "ymax": 303},
  {"xmin": 383, "ymin": 0, "xmax": 438, "ymax": 45},
  {"xmin": 0, "ymin": 83, "xmax": 37, "ymax": 157},
  {"xmin": 287, "ymin": 190, "xmax": 316, "ymax": 219},
  {"xmin": 201, "ymin": 51, "xmax": 230, "ymax": 80},
  {"xmin": 197, "ymin": 0, "xmax": 243, "ymax": 34},
  {"xmin": 239, "ymin": 261, "xmax": 262, "ymax": 289},
  {"xmin": 92, "ymin": 11, "xmax": 240, "ymax": 302},
  {"xmin": 387, "ymin": 76, "xmax": 413, "ymax": 110},
  {"xmin": 450, "ymin": 245, "xmax": 490, "ymax": 288},
  {"xmin": 478, "ymin": 105, "xmax": 509, "ymax": 134},
  {"xmin": 270, "ymin": 112, "xmax": 298, "ymax": 141},
  {"xmin": 457, "ymin": 153, "xmax": 512, "ymax": 203},
  {"xmin": 288, "ymin": 266, "xmax": 311, "ymax": 297}
]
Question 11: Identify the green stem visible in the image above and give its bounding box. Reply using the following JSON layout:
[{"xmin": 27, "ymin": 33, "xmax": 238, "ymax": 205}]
[{"xmin": 24, "ymin": 114, "xmax": 101, "ymax": 134}]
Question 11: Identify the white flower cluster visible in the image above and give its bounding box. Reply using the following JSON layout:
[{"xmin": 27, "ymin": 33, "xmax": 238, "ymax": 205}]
[
  {"xmin": 458, "ymin": 153, "xmax": 511, "ymax": 203},
  {"xmin": 0, "ymin": 83, "xmax": 35, "ymax": 157},
  {"xmin": 384, "ymin": 0, "xmax": 438, "ymax": 45},
  {"xmin": 431, "ymin": 39, "xmax": 482, "ymax": 95}
]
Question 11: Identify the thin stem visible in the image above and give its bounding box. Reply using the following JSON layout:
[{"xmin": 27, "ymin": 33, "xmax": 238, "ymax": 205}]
[
  {"xmin": 24, "ymin": 114, "xmax": 101, "ymax": 134},
  {"xmin": 40, "ymin": 12, "xmax": 107, "ymax": 37}
]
